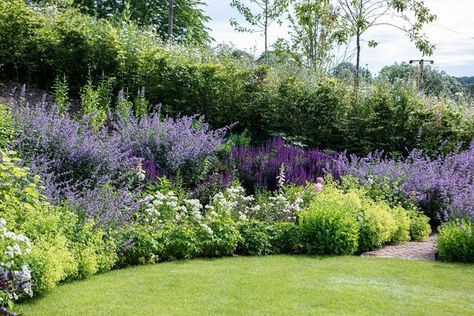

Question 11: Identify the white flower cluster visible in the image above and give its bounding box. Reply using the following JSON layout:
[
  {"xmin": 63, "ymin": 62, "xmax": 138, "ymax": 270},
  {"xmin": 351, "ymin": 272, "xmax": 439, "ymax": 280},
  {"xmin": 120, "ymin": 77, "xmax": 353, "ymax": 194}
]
[
  {"xmin": 142, "ymin": 191, "xmax": 203, "ymax": 223},
  {"xmin": 200, "ymin": 223, "xmax": 213, "ymax": 235},
  {"xmin": 206, "ymin": 186, "xmax": 259, "ymax": 221},
  {"xmin": 142, "ymin": 185, "xmax": 306, "ymax": 225},
  {"xmin": 266, "ymin": 194, "xmax": 304, "ymax": 222},
  {"xmin": 136, "ymin": 162, "xmax": 146, "ymax": 182},
  {"xmin": 0, "ymin": 218, "xmax": 33, "ymax": 299},
  {"xmin": 0, "ymin": 218, "xmax": 31, "ymax": 269}
]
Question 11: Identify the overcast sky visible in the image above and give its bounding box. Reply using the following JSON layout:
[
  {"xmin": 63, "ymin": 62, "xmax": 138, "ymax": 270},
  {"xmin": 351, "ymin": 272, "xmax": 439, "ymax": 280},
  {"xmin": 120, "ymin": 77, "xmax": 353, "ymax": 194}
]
[{"xmin": 204, "ymin": 0, "xmax": 474, "ymax": 77}]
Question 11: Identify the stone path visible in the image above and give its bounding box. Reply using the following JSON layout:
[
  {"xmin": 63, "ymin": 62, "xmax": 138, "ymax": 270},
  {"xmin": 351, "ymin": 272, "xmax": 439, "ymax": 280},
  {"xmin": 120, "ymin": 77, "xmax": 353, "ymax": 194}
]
[{"xmin": 361, "ymin": 236, "xmax": 437, "ymax": 260}]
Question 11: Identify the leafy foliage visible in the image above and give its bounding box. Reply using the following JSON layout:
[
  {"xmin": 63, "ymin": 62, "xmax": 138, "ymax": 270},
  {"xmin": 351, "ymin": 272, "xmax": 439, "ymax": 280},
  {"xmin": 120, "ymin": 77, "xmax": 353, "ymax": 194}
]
[
  {"xmin": 437, "ymin": 220, "xmax": 474, "ymax": 263},
  {"xmin": 0, "ymin": 2, "xmax": 472, "ymax": 156},
  {"xmin": 71, "ymin": 0, "xmax": 212, "ymax": 45},
  {"xmin": 289, "ymin": 0, "xmax": 345, "ymax": 70},
  {"xmin": 380, "ymin": 62, "xmax": 465, "ymax": 97},
  {"xmin": 237, "ymin": 220, "xmax": 273, "ymax": 256},
  {"xmin": 0, "ymin": 104, "xmax": 15, "ymax": 148},
  {"xmin": 230, "ymin": 0, "xmax": 289, "ymax": 52},
  {"xmin": 300, "ymin": 199, "xmax": 359, "ymax": 255}
]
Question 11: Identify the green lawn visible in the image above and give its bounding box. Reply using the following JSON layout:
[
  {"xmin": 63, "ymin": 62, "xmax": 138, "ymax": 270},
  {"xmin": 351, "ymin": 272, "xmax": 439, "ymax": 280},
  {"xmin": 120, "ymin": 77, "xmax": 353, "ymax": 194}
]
[{"xmin": 20, "ymin": 256, "xmax": 474, "ymax": 315}]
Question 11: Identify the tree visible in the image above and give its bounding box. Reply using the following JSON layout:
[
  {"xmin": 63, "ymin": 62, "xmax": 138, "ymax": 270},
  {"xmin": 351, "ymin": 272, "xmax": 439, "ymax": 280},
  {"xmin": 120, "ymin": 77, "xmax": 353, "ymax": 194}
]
[
  {"xmin": 336, "ymin": 0, "xmax": 436, "ymax": 87},
  {"xmin": 214, "ymin": 43, "xmax": 255, "ymax": 62},
  {"xmin": 71, "ymin": 0, "xmax": 212, "ymax": 45},
  {"xmin": 380, "ymin": 62, "xmax": 464, "ymax": 97},
  {"xmin": 168, "ymin": 0, "xmax": 174, "ymax": 38},
  {"xmin": 256, "ymin": 38, "xmax": 299, "ymax": 66},
  {"xmin": 333, "ymin": 61, "xmax": 371, "ymax": 82},
  {"xmin": 289, "ymin": 0, "xmax": 346, "ymax": 70},
  {"xmin": 229, "ymin": 0, "xmax": 289, "ymax": 53}
]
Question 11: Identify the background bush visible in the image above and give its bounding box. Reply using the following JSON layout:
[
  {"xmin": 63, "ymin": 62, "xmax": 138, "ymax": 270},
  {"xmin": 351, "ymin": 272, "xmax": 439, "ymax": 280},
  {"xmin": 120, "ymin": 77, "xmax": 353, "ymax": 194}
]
[{"xmin": 1, "ymin": 1, "xmax": 473, "ymax": 156}]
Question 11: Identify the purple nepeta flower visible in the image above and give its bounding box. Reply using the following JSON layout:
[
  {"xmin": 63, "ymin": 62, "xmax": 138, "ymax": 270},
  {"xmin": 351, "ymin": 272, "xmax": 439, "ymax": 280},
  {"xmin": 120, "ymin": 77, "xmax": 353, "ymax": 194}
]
[
  {"xmin": 112, "ymin": 110, "xmax": 229, "ymax": 182},
  {"xmin": 340, "ymin": 141, "xmax": 474, "ymax": 223}
]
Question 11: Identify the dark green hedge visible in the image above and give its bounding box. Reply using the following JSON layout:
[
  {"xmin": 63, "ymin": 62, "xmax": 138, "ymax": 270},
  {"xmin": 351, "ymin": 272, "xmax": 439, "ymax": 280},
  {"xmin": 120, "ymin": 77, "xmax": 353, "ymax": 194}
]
[{"xmin": 1, "ymin": 0, "xmax": 473, "ymax": 155}]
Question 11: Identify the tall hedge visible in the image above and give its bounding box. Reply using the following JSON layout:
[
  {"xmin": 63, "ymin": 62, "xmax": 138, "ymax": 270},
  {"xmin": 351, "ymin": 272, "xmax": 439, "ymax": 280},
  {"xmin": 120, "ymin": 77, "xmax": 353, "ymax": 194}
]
[{"xmin": 1, "ymin": 0, "xmax": 473, "ymax": 155}]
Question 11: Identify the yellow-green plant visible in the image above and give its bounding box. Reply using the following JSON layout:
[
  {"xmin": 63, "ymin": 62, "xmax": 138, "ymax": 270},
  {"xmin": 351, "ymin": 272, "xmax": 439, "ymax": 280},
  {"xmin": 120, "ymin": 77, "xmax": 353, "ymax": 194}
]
[
  {"xmin": 0, "ymin": 104, "xmax": 15, "ymax": 148},
  {"xmin": 0, "ymin": 150, "xmax": 116, "ymax": 294}
]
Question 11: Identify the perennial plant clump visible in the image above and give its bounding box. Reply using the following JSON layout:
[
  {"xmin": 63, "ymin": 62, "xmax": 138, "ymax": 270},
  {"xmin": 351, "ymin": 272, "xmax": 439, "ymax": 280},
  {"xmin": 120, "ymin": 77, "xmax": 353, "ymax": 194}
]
[
  {"xmin": 437, "ymin": 220, "xmax": 474, "ymax": 263},
  {"xmin": 113, "ymin": 112, "xmax": 230, "ymax": 183},
  {"xmin": 10, "ymin": 99, "xmax": 140, "ymax": 226},
  {"xmin": 231, "ymin": 136, "xmax": 344, "ymax": 192},
  {"xmin": 341, "ymin": 142, "xmax": 474, "ymax": 225}
]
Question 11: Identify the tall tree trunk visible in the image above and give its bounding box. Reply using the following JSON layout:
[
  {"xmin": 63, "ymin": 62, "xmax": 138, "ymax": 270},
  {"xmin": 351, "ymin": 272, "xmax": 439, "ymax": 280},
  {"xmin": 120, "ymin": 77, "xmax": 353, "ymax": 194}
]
[
  {"xmin": 264, "ymin": 0, "xmax": 268, "ymax": 53},
  {"xmin": 355, "ymin": 28, "xmax": 361, "ymax": 87},
  {"xmin": 168, "ymin": 0, "xmax": 174, "ymax": 39},
  {"xmin": 354, "ymin": 0, "xmax": 363, "ymax": 88}
]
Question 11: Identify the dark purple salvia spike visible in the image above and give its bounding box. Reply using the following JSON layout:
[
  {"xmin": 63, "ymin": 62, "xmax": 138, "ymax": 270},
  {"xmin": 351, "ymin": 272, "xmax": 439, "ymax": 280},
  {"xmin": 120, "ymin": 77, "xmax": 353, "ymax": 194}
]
[{"xmin": 230, "ymin": 136, "xmax": 345, "ymax": 192}]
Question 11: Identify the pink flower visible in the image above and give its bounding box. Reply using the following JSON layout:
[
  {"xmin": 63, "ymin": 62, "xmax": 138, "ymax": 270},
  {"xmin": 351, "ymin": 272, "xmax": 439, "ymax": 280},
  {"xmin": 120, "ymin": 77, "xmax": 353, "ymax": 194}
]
[
  {"xmin": 316, "ymin": 177, "xmax": 324, "ymax": 184},
  {"xmin": 314, "ymin": 183, "xmax": 323, "ymax": 192}
]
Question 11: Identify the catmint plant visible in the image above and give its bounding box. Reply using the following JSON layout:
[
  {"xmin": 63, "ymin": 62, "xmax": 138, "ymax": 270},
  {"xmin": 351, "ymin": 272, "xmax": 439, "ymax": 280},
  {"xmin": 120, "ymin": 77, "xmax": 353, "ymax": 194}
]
[
  {"xmin": 340, "ymin": 142, "xmax": 474, "ymax": 224},
  {"xmin": 113, "ymin": 109, "xmax": 229, "ymax": 184}
]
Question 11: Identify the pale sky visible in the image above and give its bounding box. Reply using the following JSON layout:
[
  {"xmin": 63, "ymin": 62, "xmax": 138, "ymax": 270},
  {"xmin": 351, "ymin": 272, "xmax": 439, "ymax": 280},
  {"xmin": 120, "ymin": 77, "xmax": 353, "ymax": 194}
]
[{"xmin": 204, "ymin": 0, "xmax": 474, "ymax": 77}]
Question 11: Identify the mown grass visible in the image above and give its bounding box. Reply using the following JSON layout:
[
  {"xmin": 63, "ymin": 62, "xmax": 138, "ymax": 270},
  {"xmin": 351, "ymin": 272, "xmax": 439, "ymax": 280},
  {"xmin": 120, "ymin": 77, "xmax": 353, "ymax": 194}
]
[{"xmin": 20, "ymin": 256, "xmax": 474, "ymax": 315}]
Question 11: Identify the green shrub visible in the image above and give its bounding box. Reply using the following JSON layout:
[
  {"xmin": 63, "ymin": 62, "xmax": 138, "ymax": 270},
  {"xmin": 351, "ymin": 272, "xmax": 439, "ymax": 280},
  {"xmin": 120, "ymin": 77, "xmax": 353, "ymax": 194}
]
[
  {"xmin": 0, "ymin": 104, "xmax": 15, "ymax": 148},
  {"xmin": 389, "ymin": 206, "xmax": 411, "ymax": 244},
  {"xmin": 64, "ymin": 216, "xmax": 117, "ymax": 278},
  {"xmin": 357, "ymin": 200, "xmax": 397, "ymax": 253},
  {"xmin": 0, "ymin": 0, "xmax": 37, "ymax": 80},
  {"xmin": 199, "ymin": 215, "xmax": 241, "ymax": 257},
  {"xmin": 52, "ymin": 75, "xmax": 69, "ymax": 114},
  {"xmin": 313, "ymin": 184, "xmax": 404, "ymax": 252},
  {"xmin": 80, "ymin": 79, "xmax": 112, "ymax": 130},
  {"xmin": 408, "ymin": 210, "xmax": 431, "ymax": 241},
  {"xmin": 27, "ymin": 236, "xmax": 76, "ymax": 293},
  {"xmin": 271, "ymin": 222, "xmax": 302, "ymax": 254},
  {"xmin": 437, "ymin": 220, "xmax": 474, "ymax": 263},
  {"xmin": 117, "ymin": 224, "xmax": 162, "ymax": 266},
  {"xmin": 300, "ymin": 200, "xmax": 359, "ymax": 255},
  {"xmin": 160, "ymin": 222, "xmax": 202, "ymax": 260},
  {"xmin": 237, "ymin": 220, "xmax": 273, "ymax": 256}
]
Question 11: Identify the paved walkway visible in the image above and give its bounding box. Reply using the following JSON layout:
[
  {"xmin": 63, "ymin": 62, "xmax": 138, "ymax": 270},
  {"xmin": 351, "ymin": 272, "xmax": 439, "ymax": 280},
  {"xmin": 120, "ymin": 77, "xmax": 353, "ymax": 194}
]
[{"xmin": 361, "ymin": 236, "xmax": 437, "ymax": 260}]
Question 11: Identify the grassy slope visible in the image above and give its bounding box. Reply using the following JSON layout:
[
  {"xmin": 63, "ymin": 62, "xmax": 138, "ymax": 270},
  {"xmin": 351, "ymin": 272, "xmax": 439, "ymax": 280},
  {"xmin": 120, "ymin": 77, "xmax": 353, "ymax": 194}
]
[{"xmin": 20, "ymin": 256, "xmax": 474, "ymax": 316}]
